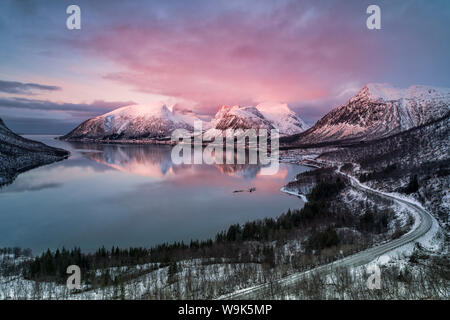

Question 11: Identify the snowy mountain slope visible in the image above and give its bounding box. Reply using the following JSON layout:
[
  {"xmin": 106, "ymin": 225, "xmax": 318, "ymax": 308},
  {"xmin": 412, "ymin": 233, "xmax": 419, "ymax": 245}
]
[
  {"xmin": 0, "ymin": 118, "xmax": 69, "ymax": 185},
  {"xmin": 203, "ymin": 104, "xmax": 309, "ymax": 140},
  {"xmin": 61, "ymin": 103, "xmax": 206, "ymax": 141},
  {"xmin": 203, "ymin": 105, "xmax": 274, "ymax": 140},
  {"xmin": 318, "ymin": 112, "xmax": 450, "ymax": 226},
  {"xmin": 256, "ymin": 102, "xmax": 309, "ymax": 135},
  {"xmin": 62, "ymin": 100, "xmax": 309, "ymax": 142},
  {"xmin": 172, "ymin": 104, "xmax": 211, "ymax": 129},
  {"xmin": 290, "ymin": 83, "xmax": 450, "ymax": 144}
]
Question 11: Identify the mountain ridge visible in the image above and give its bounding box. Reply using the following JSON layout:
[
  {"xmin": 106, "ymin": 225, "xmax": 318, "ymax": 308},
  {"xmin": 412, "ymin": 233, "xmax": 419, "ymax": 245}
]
[
  {"xmin": 61, "ymin": 103, "xmax": 203, "ymax": 140},
  {"xmin": 283, "ymin": 83, "xmax": 450, "ymax": 145},
  {"xmin": 0, "ymin": 118, "xmax": 69, "ymax": 185},
  {"xmin": 62, "ymin": 102, "xmax": 309, "ymax": 141}
]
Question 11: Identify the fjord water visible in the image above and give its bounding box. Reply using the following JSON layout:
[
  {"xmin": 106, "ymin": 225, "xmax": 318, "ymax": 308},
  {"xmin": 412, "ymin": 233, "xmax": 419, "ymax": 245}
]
[{"xmin": 0, "ymin": 136, "xmax": 308, "ymax": 253}]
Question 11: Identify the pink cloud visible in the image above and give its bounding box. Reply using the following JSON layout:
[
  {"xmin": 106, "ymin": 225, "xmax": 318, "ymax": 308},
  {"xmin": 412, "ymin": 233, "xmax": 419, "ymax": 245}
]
[{"xmin": 78, "ymin": 3, "xmax": 378, "ymax": 114}]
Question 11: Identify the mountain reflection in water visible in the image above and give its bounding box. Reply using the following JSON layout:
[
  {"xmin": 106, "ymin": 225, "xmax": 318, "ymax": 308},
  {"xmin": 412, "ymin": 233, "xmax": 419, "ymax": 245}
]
[
  {"xmin": 0, "ymin": 136, "xmax": 309, "ymax": 253},
  {"xmin": 70, "ymin": 141, "xmax": 277, "ymax": 180}
]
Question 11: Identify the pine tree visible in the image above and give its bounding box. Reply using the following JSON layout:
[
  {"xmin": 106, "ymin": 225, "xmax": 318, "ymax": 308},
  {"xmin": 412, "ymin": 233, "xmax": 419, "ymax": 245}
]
[
  {"xmin": 405, "ymin": 175, "xmax": 419, "ymax": 194},
  {"xmin": 167, "ymin": 261, "xmax": 178, "ymax": 284},
  {"xmin": 120, "ymin": 280, "xmax": 126, "ymax": 300}
]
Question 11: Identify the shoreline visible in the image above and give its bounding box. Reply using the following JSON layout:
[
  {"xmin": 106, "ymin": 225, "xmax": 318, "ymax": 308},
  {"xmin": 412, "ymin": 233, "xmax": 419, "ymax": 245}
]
[
  {"xmin": 0, "ymin": 154, "xmax": 69, "ymax": 188},
  {"xmin": 58, "ymin": 137, "xmax": 177, "ymax": 145},
  {"xmin": 280, "ymin": 186, "xmax": 308, "ymax": 202}
]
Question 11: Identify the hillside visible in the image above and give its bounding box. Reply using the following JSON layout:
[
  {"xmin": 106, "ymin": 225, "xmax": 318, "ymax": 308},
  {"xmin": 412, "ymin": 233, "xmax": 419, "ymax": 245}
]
[
  {"xmin": 0, "ymin": 118, "xmax": 69, "ymax": 185},
  {"xmin": 284, "ymin": 83, "xmax": 450, "ymax": 145},
  {"xmin": 318, "ymin": 113, "xmax": 449, "ymax": 228},
  {"xmin": 61, "ymin": 103, "xmax": 206, "ymax": 141}
]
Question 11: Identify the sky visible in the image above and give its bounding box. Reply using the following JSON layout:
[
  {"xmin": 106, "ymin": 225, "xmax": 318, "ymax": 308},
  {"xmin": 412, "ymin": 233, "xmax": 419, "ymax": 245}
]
[{"xmin": 0, "ymin": 0, "xmax": 449, "ymax": 134}]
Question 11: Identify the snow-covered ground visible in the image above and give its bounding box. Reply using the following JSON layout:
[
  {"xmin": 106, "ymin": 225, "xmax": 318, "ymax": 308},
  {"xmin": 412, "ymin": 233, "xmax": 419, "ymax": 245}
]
[
  {"xmin": 280, "ymin": 186, "xmax": 308, "ymax": 202},
  {"xmin": 218, "ymin": 164, "xmax": 446, "ymax": 300},
  {"xmin": 339, "ymin": 170, "xmax": 444, "ymax": 266},
  {"xmin": 297, "ymin": 83, "xmax": 450, "ymax": 143}
]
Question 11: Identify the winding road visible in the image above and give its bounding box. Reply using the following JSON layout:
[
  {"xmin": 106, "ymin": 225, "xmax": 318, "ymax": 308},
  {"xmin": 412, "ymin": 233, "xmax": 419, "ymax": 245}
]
[{"xmin": 219, "ymin": 171, "xmax": 435, "ymax": 299}]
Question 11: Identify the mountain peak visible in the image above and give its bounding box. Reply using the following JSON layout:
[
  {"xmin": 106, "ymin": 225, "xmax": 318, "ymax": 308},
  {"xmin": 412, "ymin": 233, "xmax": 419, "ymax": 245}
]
[
  {"xmin": 352, "ymin": 83, "xmax": 450, "ymax": 103},
  {"xmin": 256, "ymin": 102, "xmax": 290, "ymax": 112},
  {"xmin": 62, "ymin": 102, "xmax": 199, "ymax": 140},
  {"xmin": 296, "ymin": 83, "xmax": 450, "ymax": 144},
  {"xmin": 205, "ymin": 103, "xmax": 308, "ymax": 137},
  {"xmin": 62, "ymin": 101, "xmax": 308, "ymax": 141},
  {"xmin": 256, "ymin": 102, "xmax": 309, "ymax": 134},
  {"xmin": 217, "ymin": 105, "xmax": 231, "ymax": 112},
  {"xmin": 101, "ymin": 103, "xmax": 171, "ymax": 119}
]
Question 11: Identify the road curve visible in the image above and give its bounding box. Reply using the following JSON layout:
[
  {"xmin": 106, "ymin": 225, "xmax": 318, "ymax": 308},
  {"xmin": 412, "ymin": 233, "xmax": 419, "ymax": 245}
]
[{"xmin": 218, "ymin": 171, "xmax": 434, "ymax": 299}]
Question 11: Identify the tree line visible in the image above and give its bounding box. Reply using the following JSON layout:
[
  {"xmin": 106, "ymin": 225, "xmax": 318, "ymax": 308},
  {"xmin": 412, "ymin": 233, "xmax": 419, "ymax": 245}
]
[{"xmin": 19, "ymin": 170, "xmax": 399, "ymax": 287}]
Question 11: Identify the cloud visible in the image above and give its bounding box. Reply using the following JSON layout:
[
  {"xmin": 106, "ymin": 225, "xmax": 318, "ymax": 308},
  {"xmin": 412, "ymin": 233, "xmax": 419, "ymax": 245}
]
[
  {"xmin": 2, "ymin": 0, "xmax": 450, "ymax": 125},
  {"xmin": 74, "ymin": 1, "xmax": 378, "ymax": 114},
  {"xmin": 0, "ymin": 97, "xmax": 135, "ymax": 117},
  {"xmin": 0, "ymin": 117, "xmax": 81, "ymax": 135},
  {"xmin": 0, "ymin": 80, "xmax": 61, "ymax": 95},
  {"xmin": 0, "ymin": 97, "xmax": 135, "ymax": 133},
  {"xmin": 59, "ymin": 0, "xmax": 449, "ymax": 120}
]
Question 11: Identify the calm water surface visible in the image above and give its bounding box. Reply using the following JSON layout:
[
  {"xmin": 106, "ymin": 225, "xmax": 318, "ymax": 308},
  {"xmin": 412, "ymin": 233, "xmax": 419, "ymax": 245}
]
[{"xmin": 0, "ymin": 135, "xmax": 309, "ymax": 253}]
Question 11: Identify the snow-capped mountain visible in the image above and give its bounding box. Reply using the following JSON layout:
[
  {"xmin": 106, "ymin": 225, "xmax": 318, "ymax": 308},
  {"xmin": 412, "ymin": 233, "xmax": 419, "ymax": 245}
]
[
  {"xmin": 62, "ymin": 100, "xmax": 309, "ymax": 141},
  {"xmin": 256, "ymin": 102, "xmax": 310, "ymax": 135},
  {"xmin": 61, "ymin": 103, "xmax": 206, "ymax": 140},
  {"xmin": 0, "ymin": 118, "xmax": 69, "ymax": 185},
  {"xmin": 203, "ymin": 105, "xmax": 274, "ymax": 140},
  {"xmin": 294, "ymin": 83, "xmax": 450, "ymax": 144},
  {"xmin": 172, "ymin": 104, "xmax": 212, "ymax": 129},
  {"xmin": 203, "ymin": 104, "xmax": 309, "ymax": 140}
]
